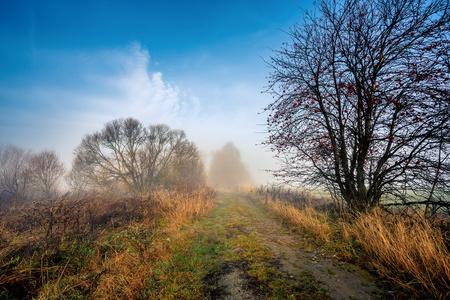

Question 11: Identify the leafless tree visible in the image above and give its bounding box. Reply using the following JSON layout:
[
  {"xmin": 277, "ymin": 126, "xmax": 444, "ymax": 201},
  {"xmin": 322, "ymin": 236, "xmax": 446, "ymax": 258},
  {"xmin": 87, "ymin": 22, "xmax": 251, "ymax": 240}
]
[
  {"xmin": 264, "ymin": 0, "xmax": 450, "ymax": 213},
  {"xmin": 28, "ymin": 150, "xmax": 65, "ymax": 200},
  {"xmin": 159, "ymin": 139, "xmax": 206, "ymax": 188},
  {"xmin": 66, "ymin": 155, "xmax": 97, "ymax": 198},
  {"xmin": 0, "ymin": 145, "xmax": 31, "ymax": 207},
  {"xmin": 70, "ymin": 118, "xmax": 205, "ymax": 195}
]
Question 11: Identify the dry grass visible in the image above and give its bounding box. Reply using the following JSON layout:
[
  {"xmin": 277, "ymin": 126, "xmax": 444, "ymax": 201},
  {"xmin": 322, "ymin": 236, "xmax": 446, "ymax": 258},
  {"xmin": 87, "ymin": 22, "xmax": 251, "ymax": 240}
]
[
  {"xmin": 267, "ymin": 199, "xmax": 332, "ymax": 243},
  {"xmin": 0, "ymin": 186, "xmax": 216, "ymax": 299},
  {"xmin": 153, "ymin": 187, "xmax": 216, "ymax": 229},
  {"xmin": 240, "ymin": 185, "xmax": 333, "ymax": 243},
  {"xmin": 242, "ymin": 185, "xmax": 450, "ymax": 299},
  {"xmin": 351, "ymin": 208, "xmax": 450, "ymax": 298}
]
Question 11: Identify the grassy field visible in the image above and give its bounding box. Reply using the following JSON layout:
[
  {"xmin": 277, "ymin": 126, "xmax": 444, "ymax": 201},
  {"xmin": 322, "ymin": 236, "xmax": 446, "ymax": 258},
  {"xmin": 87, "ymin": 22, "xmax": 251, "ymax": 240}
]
[
  {"xmin": 0, "ymin": 187, "xmax": 218, "ymax": 299},
  {"xmin": 239, "ymin": 185, "xmax": 450, "ymax": 299},
  {"xmin": 2, "ymin": 184, "xmax": 449, "ymax": 299}
]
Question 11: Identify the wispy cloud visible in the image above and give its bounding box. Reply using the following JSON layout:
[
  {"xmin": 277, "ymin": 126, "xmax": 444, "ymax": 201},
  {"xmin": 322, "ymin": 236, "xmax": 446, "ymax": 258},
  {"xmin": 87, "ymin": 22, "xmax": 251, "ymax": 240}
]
[
  {"xmin": 89, "ymin": 44, "xmax": 184, "ymax": 121},
  {"xmin": 0, "ymin": 43, "xmax": 200, "ymax": 162}
]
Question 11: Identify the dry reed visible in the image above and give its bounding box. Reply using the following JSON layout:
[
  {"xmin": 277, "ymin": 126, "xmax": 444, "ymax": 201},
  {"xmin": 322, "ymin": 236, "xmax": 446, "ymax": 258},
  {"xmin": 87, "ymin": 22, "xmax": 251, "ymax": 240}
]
[{"xmin": 351, "ymin": 208, "xmax": 450, "ymax": 298}]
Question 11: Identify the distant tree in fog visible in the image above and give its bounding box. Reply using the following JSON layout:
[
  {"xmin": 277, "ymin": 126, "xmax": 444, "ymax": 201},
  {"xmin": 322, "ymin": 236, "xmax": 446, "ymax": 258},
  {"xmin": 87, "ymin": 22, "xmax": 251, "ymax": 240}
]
[
  {"xmin": 28, "ymin": 150, "xmax": 65, "ymax": 200},
  {"xmin": 208, "ymin": 142, "xmax": 253, "ymax": 189},
  {"xmin": 0, "ymin": 145, "xmax": 31, "ymax": 206},
  {"xmin": 66, "ymin": 155, "xmax": 97, "ymax": 197},
  {"xmin": 70, "ymin": 118, "xmax": 205, "ymax": 195}
]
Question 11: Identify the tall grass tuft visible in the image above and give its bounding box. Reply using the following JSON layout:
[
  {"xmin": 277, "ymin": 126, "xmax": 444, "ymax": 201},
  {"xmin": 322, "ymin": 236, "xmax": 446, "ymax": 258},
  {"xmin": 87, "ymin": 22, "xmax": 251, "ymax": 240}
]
[{"xmin": 351, "ymin": 208, "xmax": 450, "ymax": 298}]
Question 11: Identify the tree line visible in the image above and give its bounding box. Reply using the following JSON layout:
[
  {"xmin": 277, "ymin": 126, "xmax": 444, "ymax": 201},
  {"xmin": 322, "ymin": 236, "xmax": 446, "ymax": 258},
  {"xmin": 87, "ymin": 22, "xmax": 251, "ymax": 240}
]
[
  {"xmin": 0, "ymin": 146, "xmax": 64, "ymax": 207},
  {"xmin": 0, "ymin": 118, "xmax": 205, "ymax": 207}
]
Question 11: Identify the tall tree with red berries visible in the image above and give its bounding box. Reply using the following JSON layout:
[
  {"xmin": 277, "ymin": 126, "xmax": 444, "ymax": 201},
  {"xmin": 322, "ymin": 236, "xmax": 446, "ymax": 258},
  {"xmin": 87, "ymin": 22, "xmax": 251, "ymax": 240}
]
[{"xmin": 265, "ymin": 0, "xmax": 450, "ymax": 213}]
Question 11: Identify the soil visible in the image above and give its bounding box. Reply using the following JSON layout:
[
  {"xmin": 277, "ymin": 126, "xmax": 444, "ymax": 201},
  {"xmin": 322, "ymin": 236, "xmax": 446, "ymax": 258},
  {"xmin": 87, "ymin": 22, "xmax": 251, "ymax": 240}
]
[{"xmin": 204, "ymin": 192, "xmax": 389, "ymax": 300}]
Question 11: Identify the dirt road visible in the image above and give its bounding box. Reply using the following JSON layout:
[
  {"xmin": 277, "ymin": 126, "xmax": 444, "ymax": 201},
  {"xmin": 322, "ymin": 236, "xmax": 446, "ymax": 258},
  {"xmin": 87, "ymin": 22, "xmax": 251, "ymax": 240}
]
[{"xmin": 203, "ymin": 192, "xmax": 387, "ymax": 299}]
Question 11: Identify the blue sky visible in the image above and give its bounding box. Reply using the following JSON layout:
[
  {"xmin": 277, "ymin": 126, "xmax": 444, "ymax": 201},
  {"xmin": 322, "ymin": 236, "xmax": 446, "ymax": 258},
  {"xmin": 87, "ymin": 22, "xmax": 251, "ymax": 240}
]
[{"xmin": 0, "ymin": 0, "xmax": 313, "ymax": 184}]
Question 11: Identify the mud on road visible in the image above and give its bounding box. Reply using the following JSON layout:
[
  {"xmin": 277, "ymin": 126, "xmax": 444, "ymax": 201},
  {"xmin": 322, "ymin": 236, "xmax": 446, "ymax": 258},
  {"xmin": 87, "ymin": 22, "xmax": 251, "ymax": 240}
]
[{"xmin": 203, "ymin": 192, "xmax": 387, "ymax": 300}]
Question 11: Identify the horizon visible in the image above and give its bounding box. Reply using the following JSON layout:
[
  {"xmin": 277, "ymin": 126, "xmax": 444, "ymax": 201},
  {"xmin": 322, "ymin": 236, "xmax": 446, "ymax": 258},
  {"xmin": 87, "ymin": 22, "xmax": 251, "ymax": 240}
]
[{"xmin": 0, "ymin": 0, "xmax": 315, "ymax": 184}]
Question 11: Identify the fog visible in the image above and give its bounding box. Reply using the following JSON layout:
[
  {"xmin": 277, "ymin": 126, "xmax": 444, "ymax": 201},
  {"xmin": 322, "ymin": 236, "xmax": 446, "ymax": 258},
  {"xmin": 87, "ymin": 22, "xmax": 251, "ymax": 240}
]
[{"xmin": 208, "ymin": 142, "xmax": 254, "ymax": 189}]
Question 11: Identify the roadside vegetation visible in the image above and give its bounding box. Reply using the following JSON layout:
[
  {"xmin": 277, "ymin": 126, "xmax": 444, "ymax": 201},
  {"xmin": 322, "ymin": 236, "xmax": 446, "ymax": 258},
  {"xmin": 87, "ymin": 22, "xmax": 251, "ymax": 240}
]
[
  {"xmin": 0, "ymin": 118, "xmax": 220, "ymax": 299},
  {"xmin": 0, "ymin": 186, "xmax": 216, "ymax": 299},
  {"xmin": 240, "ymin": 185, "xmax": 450, "ymax": 299}
]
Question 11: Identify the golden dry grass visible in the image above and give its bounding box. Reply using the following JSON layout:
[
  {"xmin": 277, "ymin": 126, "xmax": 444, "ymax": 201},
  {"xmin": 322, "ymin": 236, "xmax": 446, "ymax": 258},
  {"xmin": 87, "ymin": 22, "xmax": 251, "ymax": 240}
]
[
  {"xmin": 242, "ymin": 185, "xmax": 450, "ymax": 299},
  {"xmin": 153, "ymin": 188, "xmax": 216, "ymax": 229},
  {"xmin": 351, "ymin": 208, "xmax": 450, "ymax": 298},
  {"xmin": 266, "ymin": 199, "xmax": 332, "ymax": 242},
  {"xmin": 0, "ymin": 186, "xmax": 216, "ymax": 299}
]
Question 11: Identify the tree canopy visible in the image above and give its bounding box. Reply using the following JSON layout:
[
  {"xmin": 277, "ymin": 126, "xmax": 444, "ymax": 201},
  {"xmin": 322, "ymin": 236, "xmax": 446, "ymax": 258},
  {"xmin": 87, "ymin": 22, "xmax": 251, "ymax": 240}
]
[
  {"xmin": 265, "ymin": 0, "xmax": 450, "ymax": 213},
  {"xmin": 69, "ymin": 118, "xmax": 205, "ymax": 196}
]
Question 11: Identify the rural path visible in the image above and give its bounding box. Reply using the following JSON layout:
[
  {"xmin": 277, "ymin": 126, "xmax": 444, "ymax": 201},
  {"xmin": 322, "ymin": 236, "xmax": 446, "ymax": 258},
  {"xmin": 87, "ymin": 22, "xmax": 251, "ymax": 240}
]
[{"xmin": 202, "ymin": 192, "xmax": 387, "ymax": 300}]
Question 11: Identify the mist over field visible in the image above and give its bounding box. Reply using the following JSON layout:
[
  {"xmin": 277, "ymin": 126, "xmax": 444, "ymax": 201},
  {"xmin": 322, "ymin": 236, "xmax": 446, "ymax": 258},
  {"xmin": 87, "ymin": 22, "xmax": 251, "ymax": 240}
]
[{"xmin": 208, "ymin": 142, "xmax": 254, "ymax": 189}]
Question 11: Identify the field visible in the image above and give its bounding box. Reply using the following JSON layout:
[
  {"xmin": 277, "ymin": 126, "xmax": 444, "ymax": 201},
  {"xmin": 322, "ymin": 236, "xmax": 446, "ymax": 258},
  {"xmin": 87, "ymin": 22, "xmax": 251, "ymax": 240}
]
[
  {"xmin": 0, "ymin": 187, "xmax": 216, "ymax": 299},
  {"xmin": 1, "ymin": 185, "xmax": 450, "ymax": 299}
]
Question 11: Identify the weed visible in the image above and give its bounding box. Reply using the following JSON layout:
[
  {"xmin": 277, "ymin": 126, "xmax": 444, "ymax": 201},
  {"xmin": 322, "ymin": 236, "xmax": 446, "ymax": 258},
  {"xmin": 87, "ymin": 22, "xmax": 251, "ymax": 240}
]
[
  {"xmin": 298, "ymin": 240, "xmax": 314, "ymax": 253},
  {"xmin": 326, "ymin": 268, "xmax": 336, "ymax": 275}
]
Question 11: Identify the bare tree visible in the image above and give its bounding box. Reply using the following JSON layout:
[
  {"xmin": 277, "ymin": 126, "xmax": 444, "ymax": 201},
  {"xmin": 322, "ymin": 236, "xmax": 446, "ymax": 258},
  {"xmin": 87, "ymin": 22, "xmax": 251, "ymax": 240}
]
[
  {"xmin": 159, "ymin": 139, "xmax": 206, "ymax": 188},
  {"xmin": 71, "ymin": 118, "xmax": 205, "ymax": 195},
  {"xmin": 264, "ymin": 0, "xmax": 450, "ymax": 212},
  {"xmin": 28, "ymin": 150, "xmax": 65, "ymax": 200},
  {"xmin": 66, "ymin": 155, "xmax": 97, "ymax": 198},
  {"xmin": 0, "ymin": 145, "xmax": 31, "ymax": 207}
]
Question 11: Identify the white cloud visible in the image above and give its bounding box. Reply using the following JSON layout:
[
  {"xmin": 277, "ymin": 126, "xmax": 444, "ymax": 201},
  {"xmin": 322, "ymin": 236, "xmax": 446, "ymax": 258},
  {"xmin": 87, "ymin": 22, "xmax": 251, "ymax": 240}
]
[
  {"xmin": 80, "ymin": 43, "xmax": 189, "ymax": 122},
  {"xmin": 0, "ymin": 42, "xmax": 278, "ymax": 184},
  {"xmin": 0, "ymin": 43, "xmax": 201, "ymax": 166}
]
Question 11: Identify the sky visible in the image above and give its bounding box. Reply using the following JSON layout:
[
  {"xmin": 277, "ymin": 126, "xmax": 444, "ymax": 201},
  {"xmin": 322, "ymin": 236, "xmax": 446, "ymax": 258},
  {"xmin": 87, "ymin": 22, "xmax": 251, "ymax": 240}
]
[{"xmin": 0, "ymin": 0, "xmax": 314, "ymax": 184}]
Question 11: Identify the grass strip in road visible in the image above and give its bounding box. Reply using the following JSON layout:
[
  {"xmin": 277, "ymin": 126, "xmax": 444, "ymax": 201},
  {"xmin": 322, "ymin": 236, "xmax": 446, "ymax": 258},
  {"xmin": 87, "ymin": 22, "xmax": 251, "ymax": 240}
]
[{"xmin": 202, "ymin": 193, "xmax": 331, "ymax": 300}]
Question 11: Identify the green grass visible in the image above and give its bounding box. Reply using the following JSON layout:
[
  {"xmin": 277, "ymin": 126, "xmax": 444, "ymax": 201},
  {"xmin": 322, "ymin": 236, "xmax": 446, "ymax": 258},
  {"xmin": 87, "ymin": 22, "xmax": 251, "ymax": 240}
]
[{"xmin": 210, "ymin": 193, "xmax": 331, "ymax": 299}]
